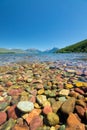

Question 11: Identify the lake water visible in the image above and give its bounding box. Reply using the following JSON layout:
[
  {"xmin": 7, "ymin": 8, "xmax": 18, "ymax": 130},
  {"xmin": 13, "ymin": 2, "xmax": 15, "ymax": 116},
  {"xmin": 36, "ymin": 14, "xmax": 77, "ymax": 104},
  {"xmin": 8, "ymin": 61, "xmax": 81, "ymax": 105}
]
[{"xmin": 0, "ymin": 53, "xmax": 87, "ymax": 66}]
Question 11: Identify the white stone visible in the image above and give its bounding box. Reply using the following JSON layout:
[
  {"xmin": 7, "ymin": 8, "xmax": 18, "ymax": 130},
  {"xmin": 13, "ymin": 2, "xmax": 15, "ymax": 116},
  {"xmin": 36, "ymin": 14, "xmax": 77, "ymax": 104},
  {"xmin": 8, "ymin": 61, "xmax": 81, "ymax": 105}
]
[{"xmin": 17, "ymin": 101, "xmax": 34, "ymax": 112}]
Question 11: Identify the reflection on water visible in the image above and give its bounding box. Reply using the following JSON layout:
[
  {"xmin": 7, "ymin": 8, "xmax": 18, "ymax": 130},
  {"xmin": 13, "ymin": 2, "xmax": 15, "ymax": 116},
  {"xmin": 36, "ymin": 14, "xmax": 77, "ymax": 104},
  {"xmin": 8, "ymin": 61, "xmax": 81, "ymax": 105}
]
[{"xmin": 0, "ymin": 53, "xmax": 87, "ymax": 66}]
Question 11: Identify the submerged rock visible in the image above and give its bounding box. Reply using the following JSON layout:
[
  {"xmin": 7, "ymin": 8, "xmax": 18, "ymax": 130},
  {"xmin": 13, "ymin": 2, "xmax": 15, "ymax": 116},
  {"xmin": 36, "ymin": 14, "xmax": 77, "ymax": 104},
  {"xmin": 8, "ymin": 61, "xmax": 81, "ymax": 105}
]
[
  {"xmin": 29, "ymin": 115, "xmax": 43, "ymax": 130},
  {"xmin": 25, "ymin": 108, "xmax": 41, "ymax": 124},
  {"xmin": 43, "ymin": 105, "xmax": 52, "ymax": 115},
  {"xmin": 47, "ymin": 112, "xmax": 59, "ymax": 126},
  {"xmin": 0, "ymin": 112, "xmax": 7, "ymax": 125},
  {"xmin": 1, "ymin": 118, "xmax": 15, "ymax": 130},
  {"xmin": 66, "ymin": 113, "xmax": 85, "ymax": 130},
  {"xmin": 59, "ymin": 89, "xmax": 70, "ymax": 96},
  {"xmin": 61, "ymin": 97, "xmax": 76, "ymax": 114},
  {"xmin": 0, "ymin": 102, "xmax": 9, "ymax": 111},
  {"xmin": 17, "ymin": 101, "xmax": 34, "ymax": 113},
  {"xmin": 13, "ymin": 124, "xmax": 29, "ymax": 130}
]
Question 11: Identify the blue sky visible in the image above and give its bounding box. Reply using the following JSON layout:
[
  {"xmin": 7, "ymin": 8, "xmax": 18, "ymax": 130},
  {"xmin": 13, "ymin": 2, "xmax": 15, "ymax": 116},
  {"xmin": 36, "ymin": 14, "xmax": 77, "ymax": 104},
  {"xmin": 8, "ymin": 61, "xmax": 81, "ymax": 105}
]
[{"xmin": 0, "ymin": 0, "xmax": 87, "ymax": 50}]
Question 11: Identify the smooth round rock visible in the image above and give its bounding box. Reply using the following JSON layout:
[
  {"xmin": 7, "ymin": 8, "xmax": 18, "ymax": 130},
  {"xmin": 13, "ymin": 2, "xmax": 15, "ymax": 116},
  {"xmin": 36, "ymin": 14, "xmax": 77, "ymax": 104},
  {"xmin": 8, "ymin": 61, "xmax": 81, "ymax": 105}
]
[
  {"xmin": 59, "ymin": 125, "xmax": 66, "ymax": 130},
  {"xmin": 29, "ymin": 115, "xmax": 43, "ymax": 130},
  {"xmin": 50, "ymin": 126, "xmax": 56, "ymax": 130},
  {"xmin": 1, "ymin": 118, "xmax": 15, "ymax": 130},
  {"xmin": 17, "ymin": 101, "xmax": 34, "ymax": 113},
  {"xmin": 59, "ymin": 97, "xmax": 66, "ymax": 102},
  {"xmin": 59, "ymin": 89, "xmax": 70, "ymax": 96},
  {"xmin": 0, "ymin": 102, "xmax": 9, "ymax": 111},
  {"xmin": 66, "ymin": 113, "xmax": 85, "ymax": 130},
  {"xmin": 0, "ymin": 112, "xmax": 7, "ymax": 125},
  {"xmin": 47, "ymin": 112, "xmax": 59, "ymax": 126},
  {"xmin": 61, "ymin": 97, "xmax": 76, "ymax": 115}
]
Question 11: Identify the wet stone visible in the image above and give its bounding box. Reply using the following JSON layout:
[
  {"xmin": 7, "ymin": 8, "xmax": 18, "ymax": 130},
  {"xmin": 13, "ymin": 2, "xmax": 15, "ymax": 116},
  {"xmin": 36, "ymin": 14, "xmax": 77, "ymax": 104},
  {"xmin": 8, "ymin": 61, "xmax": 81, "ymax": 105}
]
[
  {"xmin": 1, "ymin": 118, "xmax": 16, "ymax": 130},
  {"xmin": 25, "ymin": 108, "xmax": 42, "ymax": 124},
  {"xmin": 29, "ymin": 115, "xmax": 43, "ymax": 130},
  {"xmin": 7, "ymin": 105, "xmax": 18, "ymax": 119},
  {"xmin": 43, "ymin": 105, "xmax": 52, "ymax": 115},
  {"xmin": 61, "ymin": 97, "xmax": 76, "ymax": 115},
  {"xmin": 52, "ymin": 101, "xmax": 63, "ymax": 113},
  {"xmin": 17, "ymin": 101, "xmax": 34, "ymax": 113},
  {"xmin": 59, "ymin": 89, "xmax": 70, "ymax": 96},
  {"xmin": 36, "ymin": 95, "xmax": 47, "ymax": 106},
  {"xmin": 0, "ymin": 112, "xmax": 7, "ymax": 125},
  {"xmin": 76, "ymin": 99, "xmax": 86, "ymax": 107},
  {"xmin": 13, "ymin": 124, "xmax": 29, "ymax": 130},
  {"xmin": 75, "ymin": 105, "xmax": 85, "ymax": 118},
  {"xmin": 58, "ymin": 97, "xmax": 66, "ymax": 102},
  {"xmin": 0, "ymin": 102, "xmax": 9, "ymax": 111},
  {"xmin": 59, "ymin": 125, "xmax": 66, "ymax": 130},
  {"xmin": 47, "ymin": 112, "xmax": 59, "ymax": 126},
  {"xmin": 66, "ymin": 113, "xmax": 85, "ymax": 130}
]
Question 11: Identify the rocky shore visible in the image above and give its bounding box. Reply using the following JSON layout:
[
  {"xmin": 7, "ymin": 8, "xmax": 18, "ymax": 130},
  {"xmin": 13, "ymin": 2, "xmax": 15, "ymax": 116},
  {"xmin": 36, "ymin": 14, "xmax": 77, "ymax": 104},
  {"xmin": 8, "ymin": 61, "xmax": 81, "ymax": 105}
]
[{"xmin": 0, "ymin": 61, "xmax": 87, "ymax": 130}]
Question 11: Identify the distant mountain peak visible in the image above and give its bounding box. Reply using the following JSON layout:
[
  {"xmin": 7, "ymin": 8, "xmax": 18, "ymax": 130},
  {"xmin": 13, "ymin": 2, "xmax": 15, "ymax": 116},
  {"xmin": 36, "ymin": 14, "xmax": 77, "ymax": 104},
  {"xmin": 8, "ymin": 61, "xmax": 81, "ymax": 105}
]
[{"xmin": 44, "ymin": 47, "xmax": 59, "ymax": 53}]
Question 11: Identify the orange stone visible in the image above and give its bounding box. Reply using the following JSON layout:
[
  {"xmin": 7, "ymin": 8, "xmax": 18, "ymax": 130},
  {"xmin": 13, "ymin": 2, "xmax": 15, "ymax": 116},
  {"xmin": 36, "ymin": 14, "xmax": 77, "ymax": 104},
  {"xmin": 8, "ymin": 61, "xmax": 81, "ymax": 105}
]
[
  {"xmin": 13, "ymin": 124, "xmax": 29, "ymax": 130},
  {"xmin": 66, "ymin": 113, "xmax": 85, "ymax": 130},
  {"xmin": 25, "ymin": 109, "xmax": 41, "ymax": 124},
  {"xmin": 43, "ymin": 105, "xmax": 52, "ymax": 114}
]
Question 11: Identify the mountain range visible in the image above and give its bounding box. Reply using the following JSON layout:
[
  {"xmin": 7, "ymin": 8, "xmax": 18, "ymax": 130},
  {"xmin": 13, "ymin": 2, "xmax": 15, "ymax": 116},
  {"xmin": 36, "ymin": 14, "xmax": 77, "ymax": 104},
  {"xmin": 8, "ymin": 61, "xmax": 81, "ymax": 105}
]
[{"xmin": 0, "ymin": 47, "xmax": 58, "ymax": 54}]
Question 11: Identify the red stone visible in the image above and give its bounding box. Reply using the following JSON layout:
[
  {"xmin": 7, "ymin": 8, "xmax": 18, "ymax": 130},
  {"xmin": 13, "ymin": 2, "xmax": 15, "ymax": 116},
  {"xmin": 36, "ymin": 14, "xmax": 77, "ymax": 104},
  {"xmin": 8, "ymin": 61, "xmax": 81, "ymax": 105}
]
[
  {"xmin": 29, "ymin": 96, "xmax": 36, "ymax": 103},
  {"xmin": 29, "ymin": 115, "xmax": 43, "ymax": 130},
  {"xmin": 43, "ymin": 105, "xmax": 52, "ymax": 115},
  {"xmin": 76, "ymin": 105, "xmax": 85, "ymax": 117},
  {"xmin": 0, "ymin": 112, "xmax": 7, "ymax": 125},
  {"xmin": 74, "ymin": 88, "xmax": 84, "ymax": 95},
  {"xmin": 7, "ymin": 105, "xmax": 18, "ymax": 119},
  {"xmin": 8, "ymin": 88, "xmax": 22, "ymax": 96}
]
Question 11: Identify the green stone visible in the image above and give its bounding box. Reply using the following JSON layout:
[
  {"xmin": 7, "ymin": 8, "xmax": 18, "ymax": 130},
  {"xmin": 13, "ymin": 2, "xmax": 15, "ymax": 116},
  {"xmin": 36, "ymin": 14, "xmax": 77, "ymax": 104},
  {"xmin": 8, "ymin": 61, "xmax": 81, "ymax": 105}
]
[
  {"xmin": 1, "ymin": 118, "xmax": 15, "ymax": 130},
  {"xmin": 59, "ymin": 125, "xmax": 66, "ymax": 130},
  {"xmin": 0, "ymin": 102, "xmax": 9, "ymax": 111}
]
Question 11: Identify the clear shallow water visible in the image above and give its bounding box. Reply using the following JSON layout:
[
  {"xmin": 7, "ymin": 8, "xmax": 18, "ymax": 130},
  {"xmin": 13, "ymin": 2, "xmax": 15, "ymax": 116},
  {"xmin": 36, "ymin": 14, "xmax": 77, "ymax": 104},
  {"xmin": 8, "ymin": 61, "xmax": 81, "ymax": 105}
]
[{"xmin": 0, "ymin": 53, "xmax": 87, "ymax": 66}]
